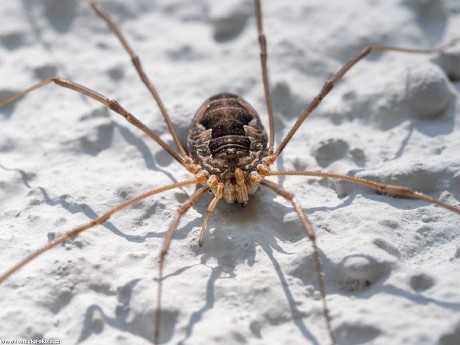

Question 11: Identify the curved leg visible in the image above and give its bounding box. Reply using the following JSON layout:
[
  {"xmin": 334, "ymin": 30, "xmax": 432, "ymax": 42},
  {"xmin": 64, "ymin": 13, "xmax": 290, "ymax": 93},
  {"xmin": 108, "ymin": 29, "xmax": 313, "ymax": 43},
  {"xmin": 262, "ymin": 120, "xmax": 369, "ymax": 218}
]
[
  {"xmin": 0, "ymin": 77, "xmax": 186, "ymax": 167},
  {"xmin": 270, "ymin": 37, "xmax": 460, "ymax": 162},
  {"xmin": 88, "ymin": 1, "xmax": 187, "ymax": 159},
  {"xmin": 155, "ymin": 185, "xmax": 210, "ymax": 345},
  {"xmin": 270, "ymin": 170, "xmax": 460, "ymax": 215},
  {"xmin": 259, "ymin": 179, "xmax": 335, "ymax": 345},
  {"xmin": 0, "ymin": 179, "xmax": 198, "ymax": 285}
]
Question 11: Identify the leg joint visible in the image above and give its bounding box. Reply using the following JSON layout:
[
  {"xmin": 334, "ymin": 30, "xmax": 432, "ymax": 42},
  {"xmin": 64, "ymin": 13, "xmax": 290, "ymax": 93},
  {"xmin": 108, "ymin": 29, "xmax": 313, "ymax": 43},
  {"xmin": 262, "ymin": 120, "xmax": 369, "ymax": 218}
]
[
  {"xmin": 108, "ymin": 99, "xmax": 122, "ymax": 112},
  {"xmin": 131, "ymin": 54, "xmax": 141, "ymax": 66}
]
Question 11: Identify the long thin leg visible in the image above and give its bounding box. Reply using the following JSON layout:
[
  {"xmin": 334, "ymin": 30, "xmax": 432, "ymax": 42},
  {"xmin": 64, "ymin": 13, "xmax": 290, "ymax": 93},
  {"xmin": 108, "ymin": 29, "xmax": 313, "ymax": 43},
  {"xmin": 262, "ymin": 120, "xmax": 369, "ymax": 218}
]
[
  {"xmin": 155, "ymin": 185, "xmax": 210, "ymax": 345},
  {"xmin": 270, "ymin": 37, "xmax": 460, "ymax": 163},
  {"xmin": 199, "ymin": 182, "xmax": 224, "ymax": 247},
  {"xmin": 88, "ymin": 0, "xmax": 187, "ymax": 159},
  {"xmin": 269, "ymin": 170, "xmax": 460, "ymax": 215},
  {"xmin": 259, "ymin": 179, "xmax": 335, "ymax": 345},
  {"xmin": 254, "ymin": 0, "xmax": 275, "ymax": 154},
  {"xmin": 0, "ymin": 178, "xmax": 198, "ymax": 285},
  {"xmin": 0, "ymin": 78, "xmax": 187, "ymax": 168}
]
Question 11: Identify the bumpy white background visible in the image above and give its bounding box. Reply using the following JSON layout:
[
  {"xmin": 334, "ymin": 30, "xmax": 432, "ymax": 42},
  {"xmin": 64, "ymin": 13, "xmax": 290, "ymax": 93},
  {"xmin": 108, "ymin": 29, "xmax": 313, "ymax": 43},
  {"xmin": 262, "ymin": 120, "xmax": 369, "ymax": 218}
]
[{"xmin": 0, "ymin": 1, "xmax": 459, "ymax": 344}]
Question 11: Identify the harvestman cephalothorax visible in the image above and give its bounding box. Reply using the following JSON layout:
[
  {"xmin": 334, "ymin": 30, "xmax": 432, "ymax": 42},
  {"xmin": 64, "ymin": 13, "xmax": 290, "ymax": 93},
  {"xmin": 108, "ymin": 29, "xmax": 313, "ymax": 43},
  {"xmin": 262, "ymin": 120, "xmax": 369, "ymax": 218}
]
[{"xmin": 1, "ymin": 0, "xmax": 460, "ymax": 344}]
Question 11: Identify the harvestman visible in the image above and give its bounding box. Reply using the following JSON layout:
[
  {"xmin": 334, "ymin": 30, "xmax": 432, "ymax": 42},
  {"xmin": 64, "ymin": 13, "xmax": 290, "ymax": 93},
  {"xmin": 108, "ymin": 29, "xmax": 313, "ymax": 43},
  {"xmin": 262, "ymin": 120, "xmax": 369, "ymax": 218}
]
[{"xmin": 1, "ymin": 1, "xmax": 460, "ymax": 344}]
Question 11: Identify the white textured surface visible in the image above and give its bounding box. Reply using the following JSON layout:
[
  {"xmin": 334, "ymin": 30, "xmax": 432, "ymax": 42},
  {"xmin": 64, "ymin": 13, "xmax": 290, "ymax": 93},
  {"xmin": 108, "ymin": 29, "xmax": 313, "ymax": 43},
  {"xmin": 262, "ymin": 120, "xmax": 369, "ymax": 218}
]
[{"xmin": 1, "ymin": 1, "xmax": 460, "ymax": 344}]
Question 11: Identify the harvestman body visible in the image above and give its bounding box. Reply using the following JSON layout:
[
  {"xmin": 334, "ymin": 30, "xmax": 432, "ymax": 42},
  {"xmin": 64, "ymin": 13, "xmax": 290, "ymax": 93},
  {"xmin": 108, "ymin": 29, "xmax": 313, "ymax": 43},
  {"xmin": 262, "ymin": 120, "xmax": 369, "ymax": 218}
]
[
  {"xmin": 1, "ymin": 1, "xmax": 460, "ymax": 344},
  {"xmin": 188, "ymin": 93, "xmax": 268, "ymax": 205}
]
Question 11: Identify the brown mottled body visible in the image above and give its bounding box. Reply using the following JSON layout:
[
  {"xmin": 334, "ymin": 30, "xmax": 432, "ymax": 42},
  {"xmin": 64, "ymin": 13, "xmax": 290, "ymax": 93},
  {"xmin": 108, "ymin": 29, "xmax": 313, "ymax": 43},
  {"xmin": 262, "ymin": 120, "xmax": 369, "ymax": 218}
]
[{"xmin": 188, "ymin": 93, "xmax": 268, "ymax": 205}]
